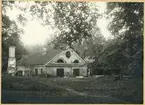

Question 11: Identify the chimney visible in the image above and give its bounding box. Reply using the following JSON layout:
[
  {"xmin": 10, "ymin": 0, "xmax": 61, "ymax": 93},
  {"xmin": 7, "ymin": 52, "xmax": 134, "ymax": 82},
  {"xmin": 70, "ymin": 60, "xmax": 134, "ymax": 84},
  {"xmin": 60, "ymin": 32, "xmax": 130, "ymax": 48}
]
[
  {"xmin": 9, "ymin": 46, "xmax": 15, "ymax": 57},
  {"xmin": 7, "ymin": 46, "xmax": 16, "ymax": 75}
]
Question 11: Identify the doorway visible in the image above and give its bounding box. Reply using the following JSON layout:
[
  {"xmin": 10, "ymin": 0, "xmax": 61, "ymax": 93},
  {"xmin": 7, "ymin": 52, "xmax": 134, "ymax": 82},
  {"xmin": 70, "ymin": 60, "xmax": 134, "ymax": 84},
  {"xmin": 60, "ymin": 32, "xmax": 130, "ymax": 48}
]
[
  {"xmin": 73, "ymin": 69, "xmax": 80, "ymax": 76},
  {"xmin": 57, "ymin": 68, "xmax": 64, "ymax": 77},
  {"xmin": 35, "ymin": 68, "xmax": 38, "ymax": 75}
]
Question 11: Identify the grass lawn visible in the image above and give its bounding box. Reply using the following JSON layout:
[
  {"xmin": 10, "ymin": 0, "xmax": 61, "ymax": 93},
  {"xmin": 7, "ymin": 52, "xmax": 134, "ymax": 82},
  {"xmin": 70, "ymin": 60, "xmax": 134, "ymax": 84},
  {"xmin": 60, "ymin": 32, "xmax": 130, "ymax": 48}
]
[{"xmin": 1, "ymin": 75, "xmax": 143, "ymax": 104}]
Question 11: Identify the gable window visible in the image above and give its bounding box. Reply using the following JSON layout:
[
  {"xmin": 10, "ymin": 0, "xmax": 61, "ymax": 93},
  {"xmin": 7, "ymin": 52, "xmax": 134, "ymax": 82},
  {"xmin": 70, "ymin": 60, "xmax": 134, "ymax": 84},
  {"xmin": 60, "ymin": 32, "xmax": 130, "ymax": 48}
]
[
  {"xmin": 57, "ymin": 59, "xmax": 64, "ymax": 63},
  {"xmin": 66, "ymin": 51, "xmax": 71, "ymax": 58},
  {"xmin": 73, "ymin": 60, "xmax": 79, "ymax": 63}
]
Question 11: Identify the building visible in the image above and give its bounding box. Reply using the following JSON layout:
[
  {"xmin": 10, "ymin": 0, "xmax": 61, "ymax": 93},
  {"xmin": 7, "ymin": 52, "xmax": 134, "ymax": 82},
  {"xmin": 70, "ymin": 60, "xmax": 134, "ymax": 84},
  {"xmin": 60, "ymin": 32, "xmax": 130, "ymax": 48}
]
[{"xmin": 8, "ymin": 46, "xmax": 88, "ymax": 77}]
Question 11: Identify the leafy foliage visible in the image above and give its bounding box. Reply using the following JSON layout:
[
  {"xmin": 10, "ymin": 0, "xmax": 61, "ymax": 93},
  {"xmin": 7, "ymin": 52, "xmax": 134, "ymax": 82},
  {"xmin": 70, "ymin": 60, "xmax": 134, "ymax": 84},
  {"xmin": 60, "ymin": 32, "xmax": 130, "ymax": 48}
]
[
  {"xmin": 2, "ymin": 1, "xmax": 27, "ymax": 72},
  {"xmin": 106, "ymin": 2, "xmax": 143, "ymax": 77},
  {"xmin": 53, "ymin": 2, "xmax": 101, "ymax": 47},
  {"xmin": 2, "ymin": 1, "xmax": 143, "ymax": 78}
]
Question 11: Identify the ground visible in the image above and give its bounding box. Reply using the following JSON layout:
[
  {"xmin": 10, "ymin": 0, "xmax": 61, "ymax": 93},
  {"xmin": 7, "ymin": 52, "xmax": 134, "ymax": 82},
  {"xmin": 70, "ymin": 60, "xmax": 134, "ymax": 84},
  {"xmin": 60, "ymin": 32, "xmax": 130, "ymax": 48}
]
[{"xmin": 2, "ymin": 75, "xmax": 143, "ymax": 104}]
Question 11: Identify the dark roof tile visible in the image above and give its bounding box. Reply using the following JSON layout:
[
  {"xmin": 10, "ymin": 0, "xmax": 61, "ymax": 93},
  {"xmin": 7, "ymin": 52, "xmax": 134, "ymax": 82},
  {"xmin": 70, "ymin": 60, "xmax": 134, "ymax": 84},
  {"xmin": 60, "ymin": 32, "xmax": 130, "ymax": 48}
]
[{"xmin": 17, "ymin": 49, "xmax": 62, "ymax": 66}]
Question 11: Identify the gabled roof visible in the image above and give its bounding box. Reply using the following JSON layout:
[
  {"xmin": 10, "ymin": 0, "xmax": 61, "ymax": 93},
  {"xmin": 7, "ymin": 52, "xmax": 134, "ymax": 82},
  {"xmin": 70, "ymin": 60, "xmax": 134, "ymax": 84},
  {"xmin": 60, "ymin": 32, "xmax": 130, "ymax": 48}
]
[
  {"xmin": 17, "ymin": 48, "xmax": 88, "ymax": 66},
  {"xmin": 17, "ymin": 48, "xmax": 62, "ymax": 66},
  {"xmin": 45, "ymin": 48, "xmax": 87, "ymax": 66}
]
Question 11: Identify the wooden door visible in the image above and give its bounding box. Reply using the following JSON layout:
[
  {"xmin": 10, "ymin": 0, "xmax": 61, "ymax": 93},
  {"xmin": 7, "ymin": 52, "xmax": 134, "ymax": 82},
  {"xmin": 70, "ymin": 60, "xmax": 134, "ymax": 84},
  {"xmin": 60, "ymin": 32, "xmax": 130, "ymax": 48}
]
[
  {"xmin": 57, "ymin": 69, "xmax": 64, "ymax": 77},
  {"xmin": 73, "ymin": 69, "xmax": 80, "ymax": 76}
]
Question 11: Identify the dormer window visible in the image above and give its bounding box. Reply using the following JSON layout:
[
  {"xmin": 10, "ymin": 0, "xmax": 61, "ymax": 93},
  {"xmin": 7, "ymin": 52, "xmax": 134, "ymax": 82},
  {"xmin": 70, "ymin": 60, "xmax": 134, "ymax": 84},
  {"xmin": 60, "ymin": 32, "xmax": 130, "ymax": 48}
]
[
  {"xmin": 57, "ymin": 59, "xmax": 64, "ymax": 63},
  {"xmin": 73, "ymin": 60, "xmax": 79, "ymax": 63}
]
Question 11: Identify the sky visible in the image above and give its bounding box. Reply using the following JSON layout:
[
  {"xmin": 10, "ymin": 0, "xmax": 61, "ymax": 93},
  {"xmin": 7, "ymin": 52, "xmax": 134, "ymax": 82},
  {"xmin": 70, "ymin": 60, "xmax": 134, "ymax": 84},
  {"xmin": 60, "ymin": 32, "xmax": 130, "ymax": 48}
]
[
  {"xmin": 96, "ymin": 2, "xmax": 112, "ymax": 39},
  {"xmin": 6, "ymin": 2, "xmax": 112, "ymax": 46}
]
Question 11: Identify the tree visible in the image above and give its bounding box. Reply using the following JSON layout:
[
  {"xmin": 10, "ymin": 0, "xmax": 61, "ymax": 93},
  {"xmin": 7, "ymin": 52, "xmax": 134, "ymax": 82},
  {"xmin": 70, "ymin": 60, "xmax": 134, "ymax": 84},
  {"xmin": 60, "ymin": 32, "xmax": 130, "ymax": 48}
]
[
  {"xmin": 53, "ymin": 2, "xmax": 101, "ymax": 48},
  {"xmin": 2, "ymin": 1, "xmax": 27, "ymax": 72},
  {"xmin": 106, "ymin": 2, "xmax": 143, "ymax": 77},
  {"xmin": 16, "ymin": 2, "xmax": 102, "ymax": 50}
]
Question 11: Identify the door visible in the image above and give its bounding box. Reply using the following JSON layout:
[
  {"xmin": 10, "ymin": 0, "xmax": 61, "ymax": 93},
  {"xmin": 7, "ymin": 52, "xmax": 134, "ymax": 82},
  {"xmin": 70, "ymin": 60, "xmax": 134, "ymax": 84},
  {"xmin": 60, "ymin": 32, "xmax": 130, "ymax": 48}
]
[
  {"xmin": 35, "ymin": 68, "xmax": 38, "ymax": 75},
  {"xmin": 57, "ymin": 69, "xmax": 64, "ymax": 77},
  {"xmin": 73, "ymin": 69, "xmax": 80, "ymax": 76}
]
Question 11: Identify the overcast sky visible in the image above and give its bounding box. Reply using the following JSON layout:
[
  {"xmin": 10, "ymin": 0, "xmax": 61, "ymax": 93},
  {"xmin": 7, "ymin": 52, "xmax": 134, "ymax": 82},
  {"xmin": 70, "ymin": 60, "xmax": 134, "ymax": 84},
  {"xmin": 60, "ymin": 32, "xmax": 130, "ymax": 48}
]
[{"xmin": 6, "ymin": 2, "xmax": 112, "ymax": 46}]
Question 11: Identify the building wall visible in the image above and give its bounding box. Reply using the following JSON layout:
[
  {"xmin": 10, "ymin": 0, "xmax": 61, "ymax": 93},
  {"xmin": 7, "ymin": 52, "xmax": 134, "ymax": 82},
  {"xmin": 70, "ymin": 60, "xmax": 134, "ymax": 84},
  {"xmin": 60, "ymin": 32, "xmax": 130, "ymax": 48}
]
[
  {"xmin": 46, "ymin": 67, "xmax": 55, "ymax": 76},
  {"xmin": 32, "ymin": 66, "xmax": 46, "ymax": 76},
  {"xmin": 16, "ymin": 66, "xmax": 31, "ymax": 76},
  {"xmin": 45, "ymin": 66, "xmax": 88, "ymax": 77},
  {"xmin": 45, "ymin": 67, "xmax": 72, "ymax": 76},
  {"xmin": 64, "ymin": 67, "xmax": 72, "ymax": 76},
  {"xmin": 17, "ymin": 65, "xmax": 88, "ymax": 77},
  {"xmin": 72, "ymin": 66, "xmax": 88, "ymax": 76}
]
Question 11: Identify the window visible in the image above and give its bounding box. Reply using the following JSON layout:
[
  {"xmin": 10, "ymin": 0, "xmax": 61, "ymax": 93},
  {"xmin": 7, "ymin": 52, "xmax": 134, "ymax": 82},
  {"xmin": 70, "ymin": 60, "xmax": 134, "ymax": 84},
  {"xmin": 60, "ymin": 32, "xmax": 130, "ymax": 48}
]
[
  {"xmin": 57, "ymin": 59, "xmax": 64, "ymax": 63},
  {"xmin": 73, "ymin": 60, "xmax": 79, "ymax": 63},
  {"xmin": 66, "ymin": 51, "xmax": 71, "ymax": 58}
]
